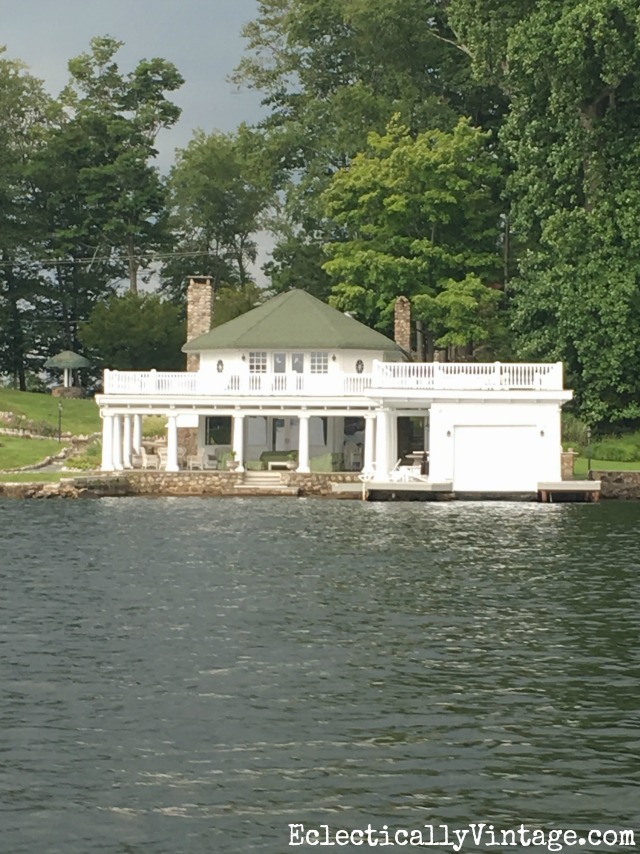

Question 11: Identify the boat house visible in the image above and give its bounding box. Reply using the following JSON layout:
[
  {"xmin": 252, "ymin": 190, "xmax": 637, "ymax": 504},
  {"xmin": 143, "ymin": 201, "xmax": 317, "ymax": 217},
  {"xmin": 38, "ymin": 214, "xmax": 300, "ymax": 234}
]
[{"xmin": 96, "ymin": 278, "xmax": 574, "ymax": 496}]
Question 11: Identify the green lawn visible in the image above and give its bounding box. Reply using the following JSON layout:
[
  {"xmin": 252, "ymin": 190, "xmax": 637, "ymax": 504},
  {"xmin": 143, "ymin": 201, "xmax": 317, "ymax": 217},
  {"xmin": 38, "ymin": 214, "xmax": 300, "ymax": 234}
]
[
  {"xmin": 0, "ymin": 388, "xmax": 101, "ymax": 436},
  {"xmin": 0, "ymin": 435, "xmax": 66, "ymax": 470},
  {"xmin": 574, "ymin": 456, "xmax": 640, "ymax": 477},
  {"xmin": 0, "ymin": 470, "xmax": 70, "ymax": 483}
]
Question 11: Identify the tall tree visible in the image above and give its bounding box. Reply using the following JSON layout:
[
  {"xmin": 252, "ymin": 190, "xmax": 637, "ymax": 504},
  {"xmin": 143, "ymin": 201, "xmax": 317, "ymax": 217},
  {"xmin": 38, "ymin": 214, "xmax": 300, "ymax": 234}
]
[
  {"xmin": 80, "ymin": 292, "xmax": 185, "ymax": 371},
  {"xmin": 235, "ymin": 0, "xmax": 507, "ymax": 294},
  {"xmin": 0, "ymin": 50, "xmax": 52, "ymax": 388},
  {"xmin": 321, "ymin": 117, "xmax": 503, "ymax": 350},
  {"xmin": 59, "ymin": 36, "xmax": 184, "ymax": 293},
  {"xmin": 448, "ymin": 0, "xmax": 640, "ymax": 423},
  {"xmin": 162, "ymin": 126, "xmax": 274, "ymax": 303}
]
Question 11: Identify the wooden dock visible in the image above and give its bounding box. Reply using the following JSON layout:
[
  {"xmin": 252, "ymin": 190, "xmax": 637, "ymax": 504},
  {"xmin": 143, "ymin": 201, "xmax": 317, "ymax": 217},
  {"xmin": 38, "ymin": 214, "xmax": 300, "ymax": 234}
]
[
  {"xmin": 537, "ymin": 480, "xmax": 601, "ymax": 503},
  {"xmin": 331, "ymin": 478, "xmax": 602, "ymax": 503}
]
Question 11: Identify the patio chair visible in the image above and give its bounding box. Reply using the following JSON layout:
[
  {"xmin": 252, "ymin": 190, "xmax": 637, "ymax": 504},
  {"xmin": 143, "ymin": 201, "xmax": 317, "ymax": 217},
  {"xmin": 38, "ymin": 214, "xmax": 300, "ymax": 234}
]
[
  {"xmin": 156, "ymin": 447, "xmax": 168, "ymax": 470},
  {"xmin": 388, "ymin": 459, "xmax": 404, "ymax": 482},
  {"xmin": 187, "ymin": 451, "xmax": 206, "ymax": 470},
  {"xmin": 203, "ymin": 453, "xmax": 218, "ymax": 470},
  {"xmin": 140, "ymin": 447, "xmax": 159, "ymax": 470}
]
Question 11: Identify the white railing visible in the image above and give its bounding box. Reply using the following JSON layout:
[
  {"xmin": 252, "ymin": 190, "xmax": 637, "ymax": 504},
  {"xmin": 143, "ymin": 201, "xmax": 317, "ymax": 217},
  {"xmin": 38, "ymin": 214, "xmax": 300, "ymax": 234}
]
[
  {"xmin": 103, "ymin": 362, "xmax": 564, "ymax": 397},
  {"xmin": 104, "ymin": 370, "xmax": 199, "ymax": 395},
  {"xmin": 371, "ymin": 361, "xmax": 564, "ymax": 391},
  {"xmin": 103, "ymin": 369, "xmax": 373, "ymax": 397}
]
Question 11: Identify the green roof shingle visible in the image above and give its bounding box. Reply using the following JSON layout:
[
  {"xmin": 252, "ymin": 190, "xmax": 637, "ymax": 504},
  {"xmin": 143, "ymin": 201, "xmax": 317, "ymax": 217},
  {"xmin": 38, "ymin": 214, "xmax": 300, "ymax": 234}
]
[{"xmin": 182, "ymin": 289, "xmax": 405, "ymax": 355}]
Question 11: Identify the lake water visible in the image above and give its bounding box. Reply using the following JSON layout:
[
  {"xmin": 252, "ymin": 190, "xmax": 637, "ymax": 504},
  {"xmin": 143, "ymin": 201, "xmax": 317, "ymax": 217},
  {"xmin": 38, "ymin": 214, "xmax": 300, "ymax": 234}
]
[{"xmin": 1, "ymin": 498, "xmax": 639, "ymax": 853}]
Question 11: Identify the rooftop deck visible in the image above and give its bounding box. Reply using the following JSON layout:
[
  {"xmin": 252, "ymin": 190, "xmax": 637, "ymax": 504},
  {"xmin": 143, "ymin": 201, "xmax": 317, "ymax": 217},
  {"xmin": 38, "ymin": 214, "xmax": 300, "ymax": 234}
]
[{"xmin": 102, "ymin": 361, "xmax": 565, "ymax": 398}]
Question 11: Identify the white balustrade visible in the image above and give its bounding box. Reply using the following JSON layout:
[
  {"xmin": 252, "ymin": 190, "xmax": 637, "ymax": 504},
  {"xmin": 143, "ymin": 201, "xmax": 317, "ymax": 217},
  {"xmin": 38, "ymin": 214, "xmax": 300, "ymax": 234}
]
[
  {"xmin": 102, "ymin": 362, "xmax": 564, "ymax": 398},
  {"xmin": 370, "ymin": 361, "xmax": 564, "ymax": 391},
  {"xmin": 103, "ymin": 369, "xmax": 373, "ymax": 397}
]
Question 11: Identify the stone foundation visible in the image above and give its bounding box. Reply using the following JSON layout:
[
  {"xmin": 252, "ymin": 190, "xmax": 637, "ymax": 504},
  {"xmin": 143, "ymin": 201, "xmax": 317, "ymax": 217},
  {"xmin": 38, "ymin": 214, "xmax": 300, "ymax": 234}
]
[
  {"xmin": 0, "ymin": 471, "xmax": 363, "ymax": 499},
  {"xmin": 591, "ymin": 470, "xmax": 640, "ymax": 500}
]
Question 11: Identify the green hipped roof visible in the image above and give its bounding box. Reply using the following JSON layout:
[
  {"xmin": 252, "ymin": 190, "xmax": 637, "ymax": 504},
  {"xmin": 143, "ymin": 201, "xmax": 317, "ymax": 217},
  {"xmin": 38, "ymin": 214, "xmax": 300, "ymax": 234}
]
[
  {"xmin": 183, "ymin": 289, "xmax": 405, "ymax": 355},
  {"xmin": 44, "ymin": 350, "xmax": 90, "ymax": 369}
]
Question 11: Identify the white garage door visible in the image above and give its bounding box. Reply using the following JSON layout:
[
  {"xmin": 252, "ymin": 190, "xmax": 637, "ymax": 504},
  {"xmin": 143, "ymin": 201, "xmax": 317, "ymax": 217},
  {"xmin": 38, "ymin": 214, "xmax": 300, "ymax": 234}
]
[{"xmin": 453, "ymin": 425, "xmax": 539, "ymax": 492}]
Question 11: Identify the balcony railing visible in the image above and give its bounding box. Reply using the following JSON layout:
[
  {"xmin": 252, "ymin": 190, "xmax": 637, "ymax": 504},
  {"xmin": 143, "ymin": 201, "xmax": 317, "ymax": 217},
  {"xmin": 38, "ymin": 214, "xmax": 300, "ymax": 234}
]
[
  {"xmin": 102, "ymin": 361, "xmax": 564, "ymax": 398},
  {"xmin": 371, "ymin": 361, "xmax": 564, "ymax": 391},
  {"xmin": 103, "ymin": 369, "xmax": 373, "ymax": 397}
]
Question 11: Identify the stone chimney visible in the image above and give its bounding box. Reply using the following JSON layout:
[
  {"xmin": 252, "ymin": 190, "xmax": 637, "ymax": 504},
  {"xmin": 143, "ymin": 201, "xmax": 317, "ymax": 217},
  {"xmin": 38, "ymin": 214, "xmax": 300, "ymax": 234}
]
[
  {"xmin": 186, "ymin": 276, "xmax": 214, "ymax": 371},
  {"xmin": 394, "ymin": 296, "xmax": 412, "ymax": 355}
]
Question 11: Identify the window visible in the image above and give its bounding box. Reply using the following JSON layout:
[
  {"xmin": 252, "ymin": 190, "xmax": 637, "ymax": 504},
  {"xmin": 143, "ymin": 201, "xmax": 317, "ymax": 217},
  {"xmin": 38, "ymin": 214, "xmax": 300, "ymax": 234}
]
[
  {"xmin": 273, "ymin": 352, "xmax": 286, "ymax": 373},
  {"xmin": 355, "ymin": 359, "xmax": 364, "ymax": 374},
  {"xmin": 249, "ymin": 351, "xmax": 267, "ymax": 373},
  {"xmin": 216, "ymin": 359, "xmax": 224, "ymax": 373},
  {"xmin": 310, "ymin": 351, "xmax": 328, "ymax": 374},
  {"xmin": 205, "ymin": 416, "xmax": 232, "ymax": 445},
  {"xmin": 291, "ymin": 352, "xmax": 304, "ymax": 374}
]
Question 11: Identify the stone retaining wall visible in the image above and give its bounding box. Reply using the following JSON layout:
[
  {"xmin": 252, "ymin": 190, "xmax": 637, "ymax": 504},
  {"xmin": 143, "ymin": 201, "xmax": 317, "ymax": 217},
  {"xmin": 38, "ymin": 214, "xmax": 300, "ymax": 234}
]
[
  {"xmin": 282, "ymin": 472, "xmax": 361, "ymax": 496},
  {"xmin": 591, "ymin": 470, "xmax": 640, "ymax": 500},
  {"xmin": 0, "ymin": 471, "xmax": 362, "ymax": 499}
]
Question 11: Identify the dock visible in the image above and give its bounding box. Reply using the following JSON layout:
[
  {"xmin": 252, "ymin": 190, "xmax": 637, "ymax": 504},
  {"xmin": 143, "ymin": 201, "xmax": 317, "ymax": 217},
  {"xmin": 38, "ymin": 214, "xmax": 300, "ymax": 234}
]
[{"xmin": 331, "ymin": 478, "xmax": 602, "ymax": 502}]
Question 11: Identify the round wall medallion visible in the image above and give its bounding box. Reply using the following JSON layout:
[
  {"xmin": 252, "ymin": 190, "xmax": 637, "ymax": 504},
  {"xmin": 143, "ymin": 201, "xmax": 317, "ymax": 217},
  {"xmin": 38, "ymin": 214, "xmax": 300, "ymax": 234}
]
[
  {"xmin": 216, "ymin": 360, "xmax": 224, "ymax": 373},
  {"xmin": 355, "ymin": 359, "xmax": 364, "ymax": 374}
]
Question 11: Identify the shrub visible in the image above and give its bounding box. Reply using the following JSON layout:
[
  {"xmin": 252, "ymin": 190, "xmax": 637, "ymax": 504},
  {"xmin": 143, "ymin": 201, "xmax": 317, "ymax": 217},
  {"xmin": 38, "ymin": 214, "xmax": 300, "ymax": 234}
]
[
  {"xmin": 589, "ymin": 439, "xmax": 640, "ymax": 462},
  {"xmin": 562, "ymin": 413, "xmax": 589, "ymax": 452},
  {"xmin": 143, "ymin": 415, "xmax": 166, "ymax": 438},
  {"xmin": 65, "ymin": 440, "xmax": 102, "ymax": 470}
]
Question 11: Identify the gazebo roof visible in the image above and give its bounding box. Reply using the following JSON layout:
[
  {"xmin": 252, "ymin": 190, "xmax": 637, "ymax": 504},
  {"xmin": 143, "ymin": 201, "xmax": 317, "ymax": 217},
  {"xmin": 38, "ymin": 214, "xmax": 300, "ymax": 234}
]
[
  {"xmin": 182, "ymin": 289, "xmax": 405, "ymax": 355},
  {"xmin": 44, "ymin": 350, "xmax": 91, "ymax": 369}
]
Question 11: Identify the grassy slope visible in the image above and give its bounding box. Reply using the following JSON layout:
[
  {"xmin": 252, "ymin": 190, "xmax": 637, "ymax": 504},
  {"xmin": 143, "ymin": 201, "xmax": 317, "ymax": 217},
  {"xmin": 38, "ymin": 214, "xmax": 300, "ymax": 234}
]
[
  {"xmin": 0, "ymin": 435, "xmax": 64, "ymax": 470},
  {"xmin": 0, "ymin": 389, "xmax": 101, "ymax": 435},
  {"xmin": 0, "ymin": 389, "xmax": 101, "ymax": 470}
]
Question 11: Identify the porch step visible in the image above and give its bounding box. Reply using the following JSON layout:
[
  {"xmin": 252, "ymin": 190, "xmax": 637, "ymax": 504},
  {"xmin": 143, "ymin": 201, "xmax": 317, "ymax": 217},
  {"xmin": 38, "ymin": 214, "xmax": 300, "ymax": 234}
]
[{"xmin": 234, "ymin": 470, "xmax": 299, "ymax": 495}]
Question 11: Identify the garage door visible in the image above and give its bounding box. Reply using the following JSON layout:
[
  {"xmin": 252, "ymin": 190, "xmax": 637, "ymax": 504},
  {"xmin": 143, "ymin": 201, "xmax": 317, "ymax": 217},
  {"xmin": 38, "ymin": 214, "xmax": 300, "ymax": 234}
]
[{"xmin": 453, "ymin": 425, "xmax": 539, "ymax": 492}]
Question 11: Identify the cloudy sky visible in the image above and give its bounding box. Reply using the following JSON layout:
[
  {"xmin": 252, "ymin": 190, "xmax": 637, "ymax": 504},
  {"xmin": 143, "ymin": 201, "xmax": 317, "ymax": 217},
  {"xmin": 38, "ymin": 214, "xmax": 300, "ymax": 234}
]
[
  {"xmin": 3, "ymin": 0, "xmax": 275, "ymax": 279},
  {"xmin": 2, "ymin": 0, "xmax": 266, "ymax": 169}
]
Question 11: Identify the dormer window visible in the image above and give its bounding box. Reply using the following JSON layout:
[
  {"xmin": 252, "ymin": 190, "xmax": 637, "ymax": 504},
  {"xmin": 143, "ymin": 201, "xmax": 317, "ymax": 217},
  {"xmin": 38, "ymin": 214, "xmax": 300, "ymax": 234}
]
[
  {"xmin": 310, "ymin": 352, "xmax": 329, "ymax": 374},
  {"xmin": 249, "ymin": 351, "xmax": 267, "ymax": 373}
]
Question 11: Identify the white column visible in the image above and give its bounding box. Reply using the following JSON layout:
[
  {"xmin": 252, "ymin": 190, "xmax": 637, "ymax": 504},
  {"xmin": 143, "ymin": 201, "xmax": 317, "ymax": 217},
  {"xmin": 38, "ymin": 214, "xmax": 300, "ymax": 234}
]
[
  {"xmin": 232, "ymin": 413, "xmax": 245, "ymax": 472},
  {"xmin": 389, "ymin": 413, "xmax": 398, "ymax": 468},
  {"xmin": 298, "ymin": 413, "xmax": 310, "ymax": 473},
  {"xmin": 166, "ymin": 414, "xmax": 179, "ymax": 472},
  {"xmin": 363, "ymin": 413, "xmax": 375, "ymax": 475},
  {"xmin": 112, "ymin": 415, "xmax": 123, "ymax": 471},
  {"xmin": 101, "ymin": 413, "xmax": 114, "ymax": 471},
  {"xmin": 63, "ymin": 367, "xmax": 71, "ymax": 387},
  {"xmin": 122, "ymin": 416, "xmax": 132, "ymax": 469},
  {"xmin": 374, "ymin": 409, "xmax": 392, "ymax": 481},
  {"xmin": 132, "ymin": 415, "xmax": 143, "ymax": 454}
]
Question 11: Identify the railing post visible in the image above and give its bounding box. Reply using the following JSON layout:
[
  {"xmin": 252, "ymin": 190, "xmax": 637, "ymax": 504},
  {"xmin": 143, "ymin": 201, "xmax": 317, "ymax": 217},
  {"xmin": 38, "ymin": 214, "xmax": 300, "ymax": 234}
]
[{"xmin": 494, "ymin": 361, "xmax": 501, "ymax": 389}]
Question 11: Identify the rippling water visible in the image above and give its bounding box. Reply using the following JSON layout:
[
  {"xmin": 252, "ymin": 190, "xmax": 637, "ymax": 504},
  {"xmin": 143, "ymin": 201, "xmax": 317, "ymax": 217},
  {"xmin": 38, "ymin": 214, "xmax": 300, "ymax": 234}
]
[{"xmin": 1, "ymin": 498, "xmax": 639, "ymax": 852}]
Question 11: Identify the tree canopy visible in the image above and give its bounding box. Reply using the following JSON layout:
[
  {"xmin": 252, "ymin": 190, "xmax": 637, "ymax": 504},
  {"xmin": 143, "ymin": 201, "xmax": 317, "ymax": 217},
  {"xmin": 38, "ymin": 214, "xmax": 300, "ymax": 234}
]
[{"xmin": 2, "ymin": 7, "xmax": 640, "ymax": 426}]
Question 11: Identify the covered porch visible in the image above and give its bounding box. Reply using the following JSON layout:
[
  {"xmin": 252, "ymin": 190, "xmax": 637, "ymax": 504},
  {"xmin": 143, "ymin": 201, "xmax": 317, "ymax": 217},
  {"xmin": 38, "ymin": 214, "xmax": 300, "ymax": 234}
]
[{"xmin": 102, "ymin": 407, "xmax": 372, "ymax": 475}]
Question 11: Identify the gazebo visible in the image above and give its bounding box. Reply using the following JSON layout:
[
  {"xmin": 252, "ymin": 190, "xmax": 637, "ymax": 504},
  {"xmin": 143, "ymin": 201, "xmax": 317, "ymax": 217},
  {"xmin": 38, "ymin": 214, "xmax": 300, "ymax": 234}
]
[{"xmin": 44, "ymin": 350, "xmax": 90, "ymax": 390}]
